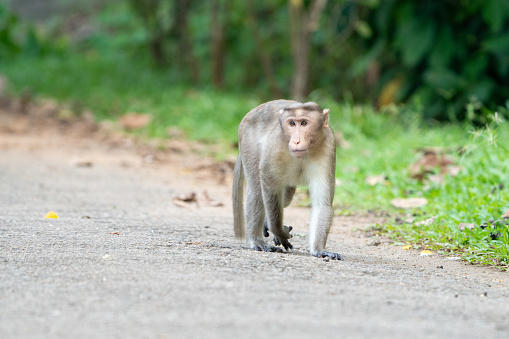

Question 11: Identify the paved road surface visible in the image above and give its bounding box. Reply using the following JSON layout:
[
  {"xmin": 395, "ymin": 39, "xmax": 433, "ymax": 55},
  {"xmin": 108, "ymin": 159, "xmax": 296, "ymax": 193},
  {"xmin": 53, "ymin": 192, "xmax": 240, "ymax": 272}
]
[{"xmin": 0, "ymin": 128, "xmax": 508, "ymax": 339}]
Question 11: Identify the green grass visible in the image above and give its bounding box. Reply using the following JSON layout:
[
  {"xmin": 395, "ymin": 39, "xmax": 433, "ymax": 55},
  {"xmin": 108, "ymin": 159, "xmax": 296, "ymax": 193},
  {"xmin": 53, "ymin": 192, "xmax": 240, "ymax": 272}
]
[
  {"xmin": 1, "ymin": 53, "xmax": 258, "ymax": 143},
  {"xmin": 327, "ymin": 104, "xmax": 509, "ymax": 267},
  {"xmin": 2, "ymin": 50, "xmax": 509, "ymax": 267}
]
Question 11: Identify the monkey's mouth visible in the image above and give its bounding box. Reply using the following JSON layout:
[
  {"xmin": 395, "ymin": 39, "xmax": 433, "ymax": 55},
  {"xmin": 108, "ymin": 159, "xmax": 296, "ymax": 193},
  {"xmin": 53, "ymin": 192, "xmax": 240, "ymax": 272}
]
[{"xmin": 290, "ymin": 149, "xmax": 308, "ymax": 157}]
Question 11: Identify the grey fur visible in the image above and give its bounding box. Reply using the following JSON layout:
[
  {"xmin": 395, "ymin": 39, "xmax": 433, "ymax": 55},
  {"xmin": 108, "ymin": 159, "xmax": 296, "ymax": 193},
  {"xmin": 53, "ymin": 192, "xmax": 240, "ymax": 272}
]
[{"xmin": 232, "ymin": 100, "xmax": 342, "ymax": 260}]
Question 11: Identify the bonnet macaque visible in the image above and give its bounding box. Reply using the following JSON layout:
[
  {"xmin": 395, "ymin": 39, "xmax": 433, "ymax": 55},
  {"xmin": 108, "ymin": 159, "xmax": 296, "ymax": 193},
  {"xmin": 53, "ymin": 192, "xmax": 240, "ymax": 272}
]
[{"xmin": 232, "ymin": 100, "xmax": 342, "ymax": 260}]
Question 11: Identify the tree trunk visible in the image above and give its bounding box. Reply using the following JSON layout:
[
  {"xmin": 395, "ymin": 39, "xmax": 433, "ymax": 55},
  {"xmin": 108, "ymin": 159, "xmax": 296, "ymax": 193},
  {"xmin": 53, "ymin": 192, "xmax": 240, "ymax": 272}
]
[
  {"xmin": 289, "ymin": 0, "xmax": 327, "ymax": 101},
  {"xmin": 174, "ymin": 0, "xmax": 200, "ymax": 84},
  {"xmin": 246, "ymin": 0, "xmax": 282, "ymax": 98},
  {"xmin": 211, "ymin": 0, "xmax": 226, "ymax": 89}
]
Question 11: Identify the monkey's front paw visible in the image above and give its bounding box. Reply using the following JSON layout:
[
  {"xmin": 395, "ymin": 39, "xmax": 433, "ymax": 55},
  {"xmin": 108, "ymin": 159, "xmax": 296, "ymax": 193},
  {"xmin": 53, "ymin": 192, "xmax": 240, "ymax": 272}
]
[
  {"xmin": 273, "ymin": 225, "xmax": 293, "ymax": 245},
  {"xmin": 314, "ymin": 250, "xmax": 343, "ymax": 260},
  {"xmin": 274, "ymin": 238, "xmax": 293, "ymax": 251},
  {"xmin": 253, "ymin": 244, "xmax": 283, "ymax": 253}
]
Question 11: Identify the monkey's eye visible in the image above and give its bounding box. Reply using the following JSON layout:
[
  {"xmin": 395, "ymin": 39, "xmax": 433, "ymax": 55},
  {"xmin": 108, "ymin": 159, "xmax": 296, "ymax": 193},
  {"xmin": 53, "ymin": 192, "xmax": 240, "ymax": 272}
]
[
  {"xmin": 289, "ymin": 121, "xmax": 296, "ymax": 127},
  {"xmin": 301, "ymin": 121, "xmax": 308, "ymax": 126}
]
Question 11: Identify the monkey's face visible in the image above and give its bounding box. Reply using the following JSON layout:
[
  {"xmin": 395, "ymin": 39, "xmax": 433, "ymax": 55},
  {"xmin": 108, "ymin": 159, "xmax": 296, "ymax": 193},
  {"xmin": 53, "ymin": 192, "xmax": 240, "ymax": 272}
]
[{"xmin": 280, "ymin": 112, "xmax": 325, "ymax": 158}]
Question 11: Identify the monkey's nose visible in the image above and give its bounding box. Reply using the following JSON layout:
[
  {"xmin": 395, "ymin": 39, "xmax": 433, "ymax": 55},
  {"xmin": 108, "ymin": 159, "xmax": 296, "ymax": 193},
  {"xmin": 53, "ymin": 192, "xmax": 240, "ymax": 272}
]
[{"xmin": 294, "ymin": 138, "xmax": 300, "ymax": 144}]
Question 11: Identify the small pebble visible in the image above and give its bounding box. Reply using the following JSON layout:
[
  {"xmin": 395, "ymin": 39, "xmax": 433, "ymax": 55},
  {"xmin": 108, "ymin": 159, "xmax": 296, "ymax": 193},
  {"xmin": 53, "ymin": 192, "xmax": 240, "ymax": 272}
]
[
  {"xmin": 437, "ymin": 265, "xmax": 444, "ymax": 269},
  {"xmin": 323, "ymin": 257, "xmax": 330, "ymax": 262}
]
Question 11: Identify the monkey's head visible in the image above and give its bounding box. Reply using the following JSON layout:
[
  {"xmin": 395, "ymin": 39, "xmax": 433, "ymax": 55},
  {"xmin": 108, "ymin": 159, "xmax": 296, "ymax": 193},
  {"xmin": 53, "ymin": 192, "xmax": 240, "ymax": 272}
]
[{"xmin": 280, "ymin": 102, "xmax": 330, "ymax": 159}]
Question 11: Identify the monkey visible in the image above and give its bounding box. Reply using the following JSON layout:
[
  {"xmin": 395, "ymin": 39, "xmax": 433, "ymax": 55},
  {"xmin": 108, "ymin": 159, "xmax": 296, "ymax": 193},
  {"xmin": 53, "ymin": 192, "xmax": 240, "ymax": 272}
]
[{"xmin": 232, "ymin": 100, "xmax": 343, "ymax": 260}]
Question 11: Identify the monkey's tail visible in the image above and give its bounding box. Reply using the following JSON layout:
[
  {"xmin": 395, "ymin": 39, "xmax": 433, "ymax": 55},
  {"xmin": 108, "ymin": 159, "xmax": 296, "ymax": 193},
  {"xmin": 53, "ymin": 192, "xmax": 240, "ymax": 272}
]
[{"xmin": 232, "ymin": 154, "xmax": 245, "ymax": 239}]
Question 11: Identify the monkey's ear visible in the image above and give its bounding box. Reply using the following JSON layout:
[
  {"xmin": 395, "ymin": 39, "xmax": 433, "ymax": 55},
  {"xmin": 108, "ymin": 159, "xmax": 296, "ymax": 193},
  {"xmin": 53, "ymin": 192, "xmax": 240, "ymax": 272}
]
[{"xmin": 323, "ymin": 109, "xmax": 330, "ymax": 128}]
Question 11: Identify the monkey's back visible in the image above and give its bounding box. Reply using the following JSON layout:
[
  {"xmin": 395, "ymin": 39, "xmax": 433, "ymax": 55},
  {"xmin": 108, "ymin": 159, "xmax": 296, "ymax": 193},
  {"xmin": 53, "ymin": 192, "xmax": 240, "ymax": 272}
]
[{"xmin": 238, "ymin": 100, "xmax": 296, "ymax": 150}]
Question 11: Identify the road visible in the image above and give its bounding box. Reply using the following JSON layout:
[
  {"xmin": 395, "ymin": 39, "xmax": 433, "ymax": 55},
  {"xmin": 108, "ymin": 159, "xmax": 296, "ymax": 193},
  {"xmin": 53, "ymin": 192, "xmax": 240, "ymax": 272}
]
[{"xmin": 0, "ymin": 112, "xmax": 508, "ymax": 338}]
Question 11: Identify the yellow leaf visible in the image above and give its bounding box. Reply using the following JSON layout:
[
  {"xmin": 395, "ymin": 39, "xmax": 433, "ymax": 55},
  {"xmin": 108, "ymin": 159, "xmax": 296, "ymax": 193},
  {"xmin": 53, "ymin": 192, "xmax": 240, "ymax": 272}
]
[
  {"xmin": 420, "ymin": 250, "xmax": 433, "ymax": 256},
  {"xmin": 402, "ymin": 245, "xmax": 412, "ymax": 250},
  {"xmin": 44, "ymin": 211, "xmax": 59, "ymax": 219}
]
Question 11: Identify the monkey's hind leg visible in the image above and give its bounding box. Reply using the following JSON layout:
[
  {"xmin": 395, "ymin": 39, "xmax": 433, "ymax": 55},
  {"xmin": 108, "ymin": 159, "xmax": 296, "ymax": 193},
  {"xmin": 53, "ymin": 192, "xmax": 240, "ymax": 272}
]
[{"xmin": 245, "ymin": 183, "xmax": 283, "ymax": 253}]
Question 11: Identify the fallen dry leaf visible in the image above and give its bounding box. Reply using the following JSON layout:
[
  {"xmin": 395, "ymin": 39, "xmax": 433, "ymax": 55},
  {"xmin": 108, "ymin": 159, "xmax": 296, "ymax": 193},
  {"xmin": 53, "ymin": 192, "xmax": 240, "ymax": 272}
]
[
  {"xmin": 202, "ymin": 190, "xmax": 224, "ymax": 207},
  {"xmin": 402, "ymin": 245, "xmax": 412, "ymax": 250},
  {"xmin": 428, "ymin": 174, "xmax": 444, "ymax": 184},
  {"xmin": 172, "ymin": 192, "xmax": 198, "ymax": 208},
  {"xmin": 409, "ymin": 152, "xmax": 459, "ymax": 182},
  {"xmin": 391, "ymin": 197, "xmax": 428, "ymax": 209},
  {"xmin": 415, "ymin": 216, "xmax": 437, "ymax": 227},
  {"xmin": 365, "ymin": 238, "xmax": 381, "ymax": 246},
  {"xmin": 119, "ymin": 113, "xmax": 152, "ymax": 130},
  {"xmin": 365, "ymin": 175, "xmax": 387, "ymax": 186},
  {"xmin": 447, "ymin": 165, "xmax": 460, "ymax": 176},
  {"xmin": 72, "ymin": 157, "xmax": 93, "ymax": 167},
  {"xmin": 172, "ymin": 199, "xmax": 190, "ymax": 208},
  {"xmin": 458, "ymin": 223, "xmax": 476, "ymax": 231},
  {"xmin": 420, "ymin": 250, "xmax": 433, "ymax": 256},
  {"xmin": 110, "ymin": 232, "xmax": 122, "ymax": 235},
  {"xmin": 44, "ymin": 211, "xmax": 59, "ymax": 219},
  {"xmin": 502, "ymin": 209, "xmax": 509, "ymax": 219}
]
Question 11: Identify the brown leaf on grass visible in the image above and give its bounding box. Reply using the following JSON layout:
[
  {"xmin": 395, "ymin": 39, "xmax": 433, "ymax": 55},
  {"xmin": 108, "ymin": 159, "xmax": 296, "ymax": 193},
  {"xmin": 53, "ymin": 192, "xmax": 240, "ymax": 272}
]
[
  {"xmin": 365, "ymin": 174, "xmax": 387, "ymax": 186},
  {"xmin": 172, "ymin": 192, "xmax": 198, "ymax": 208},
  {"xmin": 502, "ymin": 209, "xmax": 509, "ymax": 219},
  {"xmin": 428, "ymin": 174, "xmax": 444, "ymax": 184},
  {"xmin": 458, "ymin": 223, "xmax": 476, "ymax": 231},
  {"xmin": 409, "ymin": 152, "xmax": 459, "ymax": 182},
  {"xmin": 416, "ymin": 146, "xmax": 459, "ymax": 155},
  {"xmin": 119, "ymin": 113, "xmax": 152, "ymax": 130},
  {"xmin": 391, "ymin": 197, "xmax": 428, "ymax": 209},
  {"xmin": 415, "ymin": 216, "xmax": 437, "ymax": 226},
  {"xmin": 447, "ymin": 165, "xmax": 460, "ymax": 176}
]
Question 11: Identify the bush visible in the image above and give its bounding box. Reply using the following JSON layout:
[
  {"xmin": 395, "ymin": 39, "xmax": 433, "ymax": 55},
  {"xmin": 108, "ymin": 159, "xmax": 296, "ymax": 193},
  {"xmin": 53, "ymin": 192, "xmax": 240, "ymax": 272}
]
[{"xmin": 357, "ymin": 0, "xmax": 509, "ymax": 121}]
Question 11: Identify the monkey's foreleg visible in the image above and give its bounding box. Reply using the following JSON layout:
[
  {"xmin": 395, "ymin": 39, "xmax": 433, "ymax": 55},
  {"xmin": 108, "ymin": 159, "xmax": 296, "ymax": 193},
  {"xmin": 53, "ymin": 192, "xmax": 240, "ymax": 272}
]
[
  {"xmin": 261, "ymin": 185, "xmax": 293, "ymax": 251},
  {"xmin": 308, "ymin": 204, "xmax": 343, "ymax": 260},
  {"xmin": 263, "ymin": 185, "xmax": 296, "ymax": 242}
]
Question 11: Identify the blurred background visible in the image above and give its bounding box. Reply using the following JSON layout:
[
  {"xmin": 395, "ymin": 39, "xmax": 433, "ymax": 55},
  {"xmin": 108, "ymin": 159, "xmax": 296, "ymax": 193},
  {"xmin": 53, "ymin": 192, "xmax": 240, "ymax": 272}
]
[
  {"xmin": 2, "ymin": 0, "xmax": 509, "ymax": 126},
  {"xmin": 2, "ymin": 0, "xmax": 509, "ymax": 264}
]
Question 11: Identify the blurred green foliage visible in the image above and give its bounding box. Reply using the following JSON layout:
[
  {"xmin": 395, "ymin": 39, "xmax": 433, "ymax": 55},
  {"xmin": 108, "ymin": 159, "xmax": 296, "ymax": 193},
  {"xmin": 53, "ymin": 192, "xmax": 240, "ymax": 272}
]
[
  {"xmin": 0, "ymin": 2, "xmax": 42, "ymax": 57},
  {"xmin": 4, "ymin": 0, "xmax": 508, "ymax": 122},
  {"xmin": 359, "ymin": 0, "xmax": 509, "ymax": 121},
  {"xmin": 116, "ymin": 0, "xmax": 509, "ymax": 121}
]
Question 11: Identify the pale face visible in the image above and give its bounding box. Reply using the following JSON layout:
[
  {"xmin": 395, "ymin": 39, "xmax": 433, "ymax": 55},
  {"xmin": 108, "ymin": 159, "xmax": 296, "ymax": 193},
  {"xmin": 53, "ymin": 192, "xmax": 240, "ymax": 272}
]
[{"xmin": 281, "ymin": 109, "xmax": 328, "ymax": 158}]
